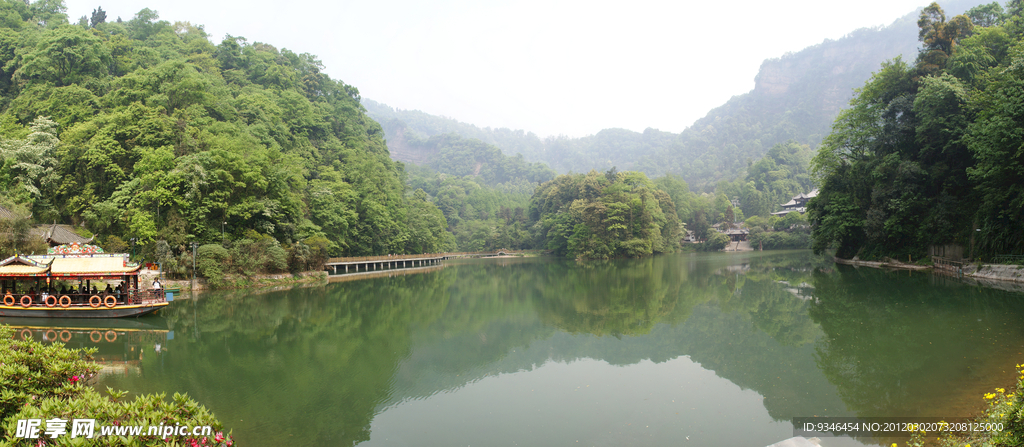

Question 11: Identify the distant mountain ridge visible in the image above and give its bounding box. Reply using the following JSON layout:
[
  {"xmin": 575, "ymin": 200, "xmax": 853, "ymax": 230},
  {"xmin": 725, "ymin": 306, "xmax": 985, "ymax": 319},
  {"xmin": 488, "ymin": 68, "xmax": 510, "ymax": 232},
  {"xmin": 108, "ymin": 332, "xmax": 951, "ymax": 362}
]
[{"xmin": 365, "ymin": 0, "xmax": 987, "ymax": 189}]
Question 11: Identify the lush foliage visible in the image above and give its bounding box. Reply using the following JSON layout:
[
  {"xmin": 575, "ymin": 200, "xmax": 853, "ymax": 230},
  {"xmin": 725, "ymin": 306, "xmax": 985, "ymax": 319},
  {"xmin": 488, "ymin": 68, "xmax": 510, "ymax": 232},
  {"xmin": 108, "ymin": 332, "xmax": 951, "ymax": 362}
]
[
  {"xmin": 0, "ymin": 1, "xmax": 451, "ymax": 267},
  {"xmin": 0, "ymin": 200, "xmax": 46, "ymax": 255},
  {"xmin": 395, "ymin": 132, "xmax": 554, "ymax": 252},
  {"xmin": 809, "ymin": 1, "xmax": 1024, "ymax": 260},
  {"xmin": 715, "ymin": 141, "xmax": 816, "ymax": 219},
  {"xmin": 0, "ymin": 325, "xmax": 233, "ymax": 446},
  {"xmin": 529, "ymin": 170, "xmax": 683, "ymax": 258},
  {"xmin": 407, "ymin": 164, "xmax": 526, "ymax": 251}
]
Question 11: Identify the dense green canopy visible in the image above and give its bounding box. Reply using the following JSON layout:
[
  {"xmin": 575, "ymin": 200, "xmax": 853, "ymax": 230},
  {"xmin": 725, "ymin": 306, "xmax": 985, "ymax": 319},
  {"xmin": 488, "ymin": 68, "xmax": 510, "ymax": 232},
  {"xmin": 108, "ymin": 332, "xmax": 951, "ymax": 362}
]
[
  {"xmin": 809, "ymin": 1, "xmax": 1024, "ymax": 260},
  {"xmin": 529, "ymin": 170, "xmax": 683, "ymax": 259},
  {"xmin": 0, "ymin": 1, "xmax": 452, "ymax": 258}
]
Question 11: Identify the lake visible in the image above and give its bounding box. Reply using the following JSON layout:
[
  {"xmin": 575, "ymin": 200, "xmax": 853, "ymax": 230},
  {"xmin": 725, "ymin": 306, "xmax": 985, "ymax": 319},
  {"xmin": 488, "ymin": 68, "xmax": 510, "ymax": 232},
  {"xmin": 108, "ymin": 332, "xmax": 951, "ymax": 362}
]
[{"xmin": 9, "ymin": 251, "xmax": 1024, "ymax": 446}]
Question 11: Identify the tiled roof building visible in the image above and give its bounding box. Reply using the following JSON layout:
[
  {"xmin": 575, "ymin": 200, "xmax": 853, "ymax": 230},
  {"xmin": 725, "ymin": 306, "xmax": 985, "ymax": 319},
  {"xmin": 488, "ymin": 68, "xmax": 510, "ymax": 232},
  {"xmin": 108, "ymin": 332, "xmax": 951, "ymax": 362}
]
[
  {"xmin": 771, "ymin": 189, "xmax": 819, "ymax": 216},
  {"xmin": 32, "ymin": 223, "xmax": 94, "ymax": 246},
  {"xmin": 1, "ymin": 206, "xmax": 94, "ymax": 247}
]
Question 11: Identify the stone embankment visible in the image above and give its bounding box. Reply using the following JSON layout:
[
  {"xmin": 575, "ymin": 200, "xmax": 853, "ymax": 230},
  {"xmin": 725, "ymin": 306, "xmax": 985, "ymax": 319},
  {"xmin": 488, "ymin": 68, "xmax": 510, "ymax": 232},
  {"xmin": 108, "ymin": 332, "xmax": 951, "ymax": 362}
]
[
  {"xmin": 836, "ymin": 256, "xmax": 1024, "ymax": 289},
  {"xmin": 833, "ymin": 257, "xmax": 931, "ymax": 270},
  {"xmin": 964, "ymin": 263, "xmax": 1024, "ymax": 283}
]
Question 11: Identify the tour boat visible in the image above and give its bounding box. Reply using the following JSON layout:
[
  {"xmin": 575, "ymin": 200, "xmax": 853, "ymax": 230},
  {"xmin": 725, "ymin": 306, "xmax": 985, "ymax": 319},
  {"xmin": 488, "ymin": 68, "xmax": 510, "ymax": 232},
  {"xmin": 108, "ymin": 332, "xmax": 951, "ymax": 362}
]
[{"xmin": 0, "ymin": 243, "xmax": 171, "ymax": 318}]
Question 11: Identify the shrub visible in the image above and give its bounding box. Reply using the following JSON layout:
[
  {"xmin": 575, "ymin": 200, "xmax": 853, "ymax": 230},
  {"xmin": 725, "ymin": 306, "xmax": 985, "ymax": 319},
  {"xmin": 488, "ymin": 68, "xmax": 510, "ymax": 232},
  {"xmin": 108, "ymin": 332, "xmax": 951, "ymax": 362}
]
[
  {"xmin": 197, "ymin": 244, "xmax": 229, "ymax": 285},
  {"xmin": 287, "ymin": 241, "xmax": 311, "ymax": 273},
  {"xmin": 229, "ymin": 238, "xmax": 260, "ymax": 276},
  {"xmin": 699, "ymin": 231, "xmax": 730, "ymax": 251},
  {"xmin": 0, "ymin": 327, "xmax": 98, "ymax": 422},
  {"xmin": 0, "ymin": 325, "xmax": 233, "ymax": 446},
  {"xmin": 303, "ymin": 236, "xmax": 331, "ymax": 269},
  {"xmin": 265, "ymin": 244, "xmax": 288, "ymax": 272},
  {"xmin": 749, "ymin": 231, "xmax": 810, "ymax": 250}
]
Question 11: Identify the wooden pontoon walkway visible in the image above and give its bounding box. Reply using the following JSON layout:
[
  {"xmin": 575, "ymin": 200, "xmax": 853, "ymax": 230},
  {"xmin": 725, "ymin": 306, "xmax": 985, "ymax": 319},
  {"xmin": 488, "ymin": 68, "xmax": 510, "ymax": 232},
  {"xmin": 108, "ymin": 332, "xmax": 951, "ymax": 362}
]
[{"xmin": 324, "ymin": 251, "xmax": 519, "ymax": 275}]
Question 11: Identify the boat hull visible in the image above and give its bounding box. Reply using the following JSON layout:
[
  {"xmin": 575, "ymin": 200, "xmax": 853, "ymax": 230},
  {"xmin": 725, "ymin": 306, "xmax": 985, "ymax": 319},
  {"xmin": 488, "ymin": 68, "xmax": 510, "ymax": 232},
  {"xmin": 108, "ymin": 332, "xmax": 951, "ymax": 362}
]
[{"xmin": 0, "ymin": 302, "xmax": 169, "ymax": 318}]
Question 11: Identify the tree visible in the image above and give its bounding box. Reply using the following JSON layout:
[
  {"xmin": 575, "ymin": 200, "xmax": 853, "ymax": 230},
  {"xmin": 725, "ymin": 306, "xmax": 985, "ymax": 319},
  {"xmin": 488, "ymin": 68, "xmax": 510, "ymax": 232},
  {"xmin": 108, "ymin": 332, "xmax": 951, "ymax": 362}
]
[
  {"xmin": 0, "ymin": 117, "xmax": 59, "ymax": 214},
  {"xmin": 966, "ymin": 2, "xmax": 1006, "ymax": 27},
  {"xmin": 917, "ymin": 3, "xmax": 974, "ymax": 74},
  {"xmin": 966, "ymin": 64, "xmax": 1024, "ymax": 255},
  {"xmin": 14, "ymin": 25, "xmax": 111, "ymax": 87},
  {"xmin": 89, "ymin": 6, "xmax": 106, "ymax": 27}
]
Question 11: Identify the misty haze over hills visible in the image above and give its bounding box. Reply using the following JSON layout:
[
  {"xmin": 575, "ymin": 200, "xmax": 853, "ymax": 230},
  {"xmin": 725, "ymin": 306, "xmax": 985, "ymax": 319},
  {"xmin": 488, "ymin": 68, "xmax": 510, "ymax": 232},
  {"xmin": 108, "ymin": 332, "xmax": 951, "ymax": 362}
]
[{"xmin": 365, "ymin": 0, "xmax": 987, "ymax": 190}]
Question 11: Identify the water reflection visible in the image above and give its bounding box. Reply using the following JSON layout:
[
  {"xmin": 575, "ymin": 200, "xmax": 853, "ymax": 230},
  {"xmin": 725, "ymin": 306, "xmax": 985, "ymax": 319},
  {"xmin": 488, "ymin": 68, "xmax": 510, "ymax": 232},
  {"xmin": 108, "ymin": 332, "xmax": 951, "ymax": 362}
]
[
  {"xmin": 1, "ymin": 317, "xmax": 172, "ymax": 379},
  {"xmin": 6, "ymin": 251, "xmax": 1024, "ymax": 446}
]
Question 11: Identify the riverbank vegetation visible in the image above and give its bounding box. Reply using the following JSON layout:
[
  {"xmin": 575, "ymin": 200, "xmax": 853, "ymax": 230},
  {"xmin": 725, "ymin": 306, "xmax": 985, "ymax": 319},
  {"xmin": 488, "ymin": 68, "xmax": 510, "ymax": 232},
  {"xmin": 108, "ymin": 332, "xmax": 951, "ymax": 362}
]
[
  {"xmin": 0, "ymin": 325, "xmax": 233, "ymax": 446},
  {"xmin": 809, "ymin": 1, "xmax": 1024, "ymax": 260}
]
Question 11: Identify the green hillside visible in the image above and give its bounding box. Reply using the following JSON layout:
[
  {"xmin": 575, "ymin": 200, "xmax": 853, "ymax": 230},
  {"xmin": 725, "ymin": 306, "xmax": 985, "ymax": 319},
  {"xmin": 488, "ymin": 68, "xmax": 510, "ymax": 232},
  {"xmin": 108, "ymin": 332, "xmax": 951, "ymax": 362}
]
[{"xmin": 0, "ymin": 2, "xmax": 452, "ymax": 260}]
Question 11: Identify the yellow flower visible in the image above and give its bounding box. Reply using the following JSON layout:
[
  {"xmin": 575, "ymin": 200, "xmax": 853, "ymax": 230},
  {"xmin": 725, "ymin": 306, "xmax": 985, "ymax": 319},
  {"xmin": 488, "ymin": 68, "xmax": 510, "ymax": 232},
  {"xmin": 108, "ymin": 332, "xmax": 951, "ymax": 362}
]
[
  {"xmin": 985, "ymin": 393, "xmax": 996, "ymax": 399},
  {"xmin": 997, "ymin": 388, "xmax": 1006, "ymax": 393}
]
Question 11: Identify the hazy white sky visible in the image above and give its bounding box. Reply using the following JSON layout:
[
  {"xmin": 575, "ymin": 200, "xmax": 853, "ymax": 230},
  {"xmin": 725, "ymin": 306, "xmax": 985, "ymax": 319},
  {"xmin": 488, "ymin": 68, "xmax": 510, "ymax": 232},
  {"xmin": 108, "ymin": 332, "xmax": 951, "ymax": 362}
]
[{"xmin": 65, "ymin": 0, "xmax": 929, "ymax": 137}]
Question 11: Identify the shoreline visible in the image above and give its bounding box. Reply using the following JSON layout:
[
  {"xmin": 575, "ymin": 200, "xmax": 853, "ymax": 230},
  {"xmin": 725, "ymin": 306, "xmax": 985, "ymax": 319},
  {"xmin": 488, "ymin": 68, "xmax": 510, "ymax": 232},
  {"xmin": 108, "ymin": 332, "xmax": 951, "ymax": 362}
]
[
  {"xmin": 835, "ymin": 256, "xmax": 1024, "ymax": 286},
  {"xmin": 146, "ymin": 271, "xmax": 328, "ymax": 292},
  {"xmin": 833, "ymin": 256, "xmax": 931, "ymax": 270}
]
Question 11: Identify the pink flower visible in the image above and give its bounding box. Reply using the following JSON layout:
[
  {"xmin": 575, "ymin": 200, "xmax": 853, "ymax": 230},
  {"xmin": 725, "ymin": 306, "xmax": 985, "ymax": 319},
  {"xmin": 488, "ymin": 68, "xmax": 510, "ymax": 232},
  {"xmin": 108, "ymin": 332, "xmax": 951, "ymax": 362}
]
[
  {"xmin": 70, "ymin": 375, "xmax": 79, "ymax": 383},
  {"xmin": 215, "ymin": 432, "xmax": 224, "ymax": 442}
]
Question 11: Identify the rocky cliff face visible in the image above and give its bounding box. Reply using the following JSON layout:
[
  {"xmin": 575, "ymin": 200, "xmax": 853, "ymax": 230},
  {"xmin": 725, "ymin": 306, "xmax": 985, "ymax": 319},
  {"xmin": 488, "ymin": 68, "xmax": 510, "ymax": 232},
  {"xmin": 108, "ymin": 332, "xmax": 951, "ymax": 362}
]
[
  {"xmin": 753, "ymin": 20, "xmax": 919, "ymax": 116},
  {"xmin": 382, "ymin": 124, "xmax": 439, "ymax": 166},
  {"xmin": 364, "ymin": 0, "xmax": 987, "ymax": 186}
]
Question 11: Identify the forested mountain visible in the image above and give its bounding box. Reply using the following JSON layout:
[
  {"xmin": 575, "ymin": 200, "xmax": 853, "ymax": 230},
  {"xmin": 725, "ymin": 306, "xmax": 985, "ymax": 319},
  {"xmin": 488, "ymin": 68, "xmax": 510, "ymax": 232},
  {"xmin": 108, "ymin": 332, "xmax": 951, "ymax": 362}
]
[
  {"xmin": 809, "ymin": 1, "xmax": 1024, "ymax": 259},
  {"xmin": 366, "ymin": 0, "xmax": 987, "ymax": 190},
  {"xmin": 385, "ymin": 131, "xmax": 555, "ymax": 186},
  {"xmin": 0, "ymin": 1, "xmax": 452, "ymax": 260}
]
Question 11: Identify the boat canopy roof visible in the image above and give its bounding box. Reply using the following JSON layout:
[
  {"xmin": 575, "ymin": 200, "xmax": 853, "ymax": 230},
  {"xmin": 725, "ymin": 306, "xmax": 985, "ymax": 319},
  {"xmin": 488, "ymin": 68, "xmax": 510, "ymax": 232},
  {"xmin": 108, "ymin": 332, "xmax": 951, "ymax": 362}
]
[{"xmin": 0, "ymin": 244, "xmax": 139, "ymax": 278}]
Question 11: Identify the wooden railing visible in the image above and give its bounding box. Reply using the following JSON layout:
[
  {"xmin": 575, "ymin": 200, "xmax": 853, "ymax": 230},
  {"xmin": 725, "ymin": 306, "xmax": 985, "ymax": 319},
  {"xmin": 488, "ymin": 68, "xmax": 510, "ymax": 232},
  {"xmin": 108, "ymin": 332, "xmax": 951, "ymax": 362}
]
[
  {"xmin": 933, "ymin": 256, "xmax": 966, "ymax": 276},
  {"xmin": 326, "ymin": 254, "xmax": 443, "ymax": 264}
]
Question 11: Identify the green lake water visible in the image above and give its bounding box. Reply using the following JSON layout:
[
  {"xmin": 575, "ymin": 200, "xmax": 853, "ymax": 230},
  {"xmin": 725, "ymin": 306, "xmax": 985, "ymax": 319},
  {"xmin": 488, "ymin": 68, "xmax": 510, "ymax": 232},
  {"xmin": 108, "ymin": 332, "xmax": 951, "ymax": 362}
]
[{"xmin": 8, "ymin": 251, "xmax": 1024, "ymax": 446}]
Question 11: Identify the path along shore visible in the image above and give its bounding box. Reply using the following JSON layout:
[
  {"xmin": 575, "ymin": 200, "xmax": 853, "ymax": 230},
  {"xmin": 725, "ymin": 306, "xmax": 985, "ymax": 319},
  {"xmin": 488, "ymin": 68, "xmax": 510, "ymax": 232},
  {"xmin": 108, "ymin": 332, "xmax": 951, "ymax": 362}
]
[{"xmin": 836, "ymin": 257, "xmax": 1024, "ymax": 291}]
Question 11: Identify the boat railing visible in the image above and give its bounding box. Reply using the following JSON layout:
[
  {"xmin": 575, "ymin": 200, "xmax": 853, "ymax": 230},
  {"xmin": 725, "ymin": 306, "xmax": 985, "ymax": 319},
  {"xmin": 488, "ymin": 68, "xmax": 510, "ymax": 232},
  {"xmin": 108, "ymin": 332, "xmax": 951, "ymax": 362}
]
[{"xmin": 2, "ymin": 289, "xmax": 167, "ymax": 307}]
